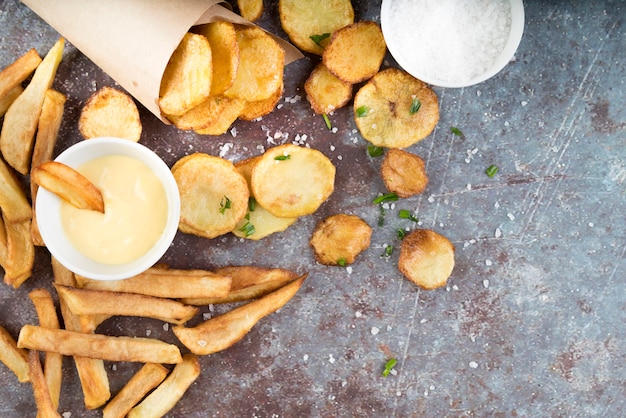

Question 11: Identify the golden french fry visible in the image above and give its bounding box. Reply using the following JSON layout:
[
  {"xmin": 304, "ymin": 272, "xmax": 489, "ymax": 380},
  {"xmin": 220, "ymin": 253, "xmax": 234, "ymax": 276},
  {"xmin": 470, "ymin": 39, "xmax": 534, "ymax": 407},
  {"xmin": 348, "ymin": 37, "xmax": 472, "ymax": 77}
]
[
  {"xmin": 31, "ymin": 161, "xmax": 105, "ymax": 212},
  {"xmin": 27, "ymin": 350, "xmax": 60, "ymax": 418},
  {"xmin": 28, "ymin": 289, "xmax": 62, "ymax": 410},
  {"xmin": 55, "ymin": 284, "xmax": 198, "ymax": 325},
  {"xmin": 173, "ymin": 274, "xmax": 306, "ymax": 355},
  {"xmin": 0, "ymin": 155, "xmax": 32, "ymax": 223},
  {"xmin": 51, "ymin": 256, "xmax": 76, "ymax": 287},
  {"xmin": 77, "ymin": 267, "xmax": 232, "ymax": 299},
  {"xmin": 128, "ymin": 354, "xmax": 201, "ymax": 418},
  {"xmin": 0, "ymin": 48, "xmax": 41, "ymax": 101},
  {"xmin": 18, "ymin": 325, "xmax": 183, "ymax": 364},
  {"xmin": 31, "ymin": 89, "xmax": 67, "ymax": 246},
  {"xmin": 0, "ymin": 85, "xmax": 23, "ymax": 117},
  {"xmin": 3, "ymin": 218, "xmax": 35, "ymax": 288},
  {"xmin": 238, "ymin": 0, "xmax": 264, "ymax": 22},
  {"xmin": 0, "ymin": 38, "xmax": 64, "ymax": 174},
  {"xmin": 102, "ymin": 363, "xmax": 169, "ymax": 418},
  {"xmin": 78, "ymin": 86, "xmax": 142, "ymax": 142},
  {"xmin": 0, "ymin": 214, "xmax": 7, "ymax": 267},
  {"xmin": 0, "ymin": 324, "xmax": 29, "ymax": 383},
  {"xmin": 181, "ymin": 266, "xmax": 299, "ymax": 305}
]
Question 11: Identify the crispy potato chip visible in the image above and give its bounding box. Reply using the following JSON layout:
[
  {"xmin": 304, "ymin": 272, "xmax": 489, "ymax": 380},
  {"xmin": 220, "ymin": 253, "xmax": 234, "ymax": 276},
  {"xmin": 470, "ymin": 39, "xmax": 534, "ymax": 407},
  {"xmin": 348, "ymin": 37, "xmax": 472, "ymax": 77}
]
[
  {"xmin": 238, "ymin": 0, "xmax": 264, "ymax": 22},
  {"xmin": 3, "ymin": 218, "xmax": 35, "ymax": 288},
  {"xmin": 173, "ymin": 274, "xmax": 306, "ymax": 355},
  {"xmin": 159, "ymin": 33, "xmax": 212, "ymax": 116},
  {"xmin": 196, "ymin": 21, "xmax": 239, "ymax": 96},
  {"xmin": 32, "ymin": 161, "xmax": 104, "ymax": 212},
  {"xmin": 166, "ymin": 95, "xmax": 229, "ymax": 131},
  {"xmin": 172, "ymin": 153, "xmax": 249, "ymax": 238},
  {"xmin": 224, "ymin": 26, "xmax": 284, "ymax": 102},
  {"xmin": 27, "ymin": 350, "xmax": 60, "ymax": 418},
  {"xmin": 78, "ymin": 87, "xmax": 142, "ymax": 142},
  {"xmin": 398, "ymin": 229, "xmax": 455, "ymax": 290},
  {"xmin": 0, "ymin": 324, "xmax": 29, "ymax": 383},
  {"xmin": 0, "ymin": 38, "xmax": 64, "ymax": 174},
  {"xmin": 0, "ymin": 85, "xmax": 23, "ymax": 117},
  {"xmin": 239, "ymin": 82, "xmax": 283, "ymax": 121},
  {"xmin": 278, "ymin": 0, "xmax": 354, "ymax": 55},
  {"xmin": 353, "ymin": 68, "xmax": 440, "ymax": 149},
  {"xmin": 0, "ymin": 156, "xmax": 31, "ymax": 223},
  {"xmin": 305, "ymin": 63, "xmax": 352, "ymax": 114},
  {"xmin": 323, "ymin": 21, "xmax": 386, "ymax": 84},
  {"xmin": 251, "ymin": 144, "xmax": 335, "ymax": 218},
  {"xmin": 310, "ymin": 214, "xmax": 372, "ymax": 265},
  {"xmin": 381, "ymin": 148, "xmax": 428, "ymax": 197},
  {"xmin": 0, "ymin": 48, "xmax": 41, "ymax": 102},
  {"xmin": 194, "ymin": 97, "xmax": 245, "ymax": 136}
]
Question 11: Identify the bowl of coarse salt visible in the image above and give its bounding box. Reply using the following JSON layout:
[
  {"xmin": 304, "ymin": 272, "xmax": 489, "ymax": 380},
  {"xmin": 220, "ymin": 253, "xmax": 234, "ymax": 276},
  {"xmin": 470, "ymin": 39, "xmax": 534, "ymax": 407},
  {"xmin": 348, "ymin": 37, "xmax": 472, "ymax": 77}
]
[{"xmin": 381, "ymin": 0, "xmax": 524, "ymax": 88}]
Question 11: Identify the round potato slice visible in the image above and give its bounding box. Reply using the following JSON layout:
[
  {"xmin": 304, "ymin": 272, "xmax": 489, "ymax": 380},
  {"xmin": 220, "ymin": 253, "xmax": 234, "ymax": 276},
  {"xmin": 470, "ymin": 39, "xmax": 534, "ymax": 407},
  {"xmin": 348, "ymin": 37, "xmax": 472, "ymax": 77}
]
[
  {"xmin": 279, "ymin": 0, "xmax": 354, "ymax": 55},
  {"xmin": 398, "ymin": 229, "xmax": 455, "ymax": 290},
  {"xmin": 194, "ymin": 97, "xmax": 245, "ymax": 136},
  {"xmin": 172, "ymin": 153, "xmax": 249, "ymax": 239},
  {"xmin": 166, "ymin": 95, "xmax": 225, "ymax": 131},
  {"xmin": 78, "ymin": 87, "xmax": 142, "ymax": 142},
  {"xmin": 381, "ymin": 149, "xmax": 429, "ymax": 197},
  {"xmin": 354, "ymin": 68, "xmax": 440, "ymax": 149},
  {"xmin": 310, "ymin": 214, "xmax": 372, "ymax": 265},
  {"xmin": 239, "ymin": 82, "xmax": 283, "ymax": 121},
  {"xmin": 304, "ymin": 63, "xmax": 352, "ymax": 115},
  {"xmin": 196, "ymin": 22, "xmax": 239, "ymax": 96},
  {"xmin": 251, "ymin": 144, "xmax": 335, "ymax": 218},
  {"xmin": 323, "ymin": 21, "xmax": 386, "ymax": 84},
  {"xmin": 159, "ymin": 33, "xmax": 213, "ymax": 116},
  {"xmin": 237, "ymin": 0, "xmax": 264, "ymax": 22},
  {"xmin": 223, "ymin": 26, "xmax": 285, "ymax": 102}
]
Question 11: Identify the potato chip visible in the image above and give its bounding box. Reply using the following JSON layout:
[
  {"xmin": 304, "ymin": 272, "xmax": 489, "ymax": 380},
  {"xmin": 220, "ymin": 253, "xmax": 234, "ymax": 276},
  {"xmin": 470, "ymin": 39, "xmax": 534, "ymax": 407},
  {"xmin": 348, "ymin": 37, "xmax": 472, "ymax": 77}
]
[
  {"xmin": 278, "ymin": 0, "xmax": 354, "ymax": 55},
  {"xmin": 239, "ymin": 82, "xmax": 283, "ymax": 121},
  {"xmin": 196, "ymin": 21, "xmax": 239, "ymax": 96},
  {"xmin": 166, "ymin": 95, "xmax": 230, "ymax": 131},
  {"xmin": 238, "ymin": 0, "xmax": 264, "ymax": 22},
  {"xmin": 158, "ymin": 33, "xmax": 212, "ymax": 116},
  {"xmin": 398, "ymin": 229, "xmax": 455, "ymax": 290},
  {"xmin": 353, "ymin": 68, "xmax": 440, "ymax": 149},
  {"xmin": 194, "ymin": 96, "xmax": 245, "ymax": 136},
  {"xmin": 323, "ymin": 21, "xmax": 386, "ymax": 84},
  {"xmin": 251, "ymin": 144, "xmax": 335, "ymax": 218},
  {"xmin": 172, "ymin": 153, "xmax": 249, "ymax": 239},
  {"xmin": 381, "ymin": 148, "xmax": 429, "ymax": 197},
  {"xmin": 305, "ymin": 63, "xmax": 352, "ymax": 114},
  {"xmin": 78, "ymin": 87, "xmax": 142, "ymax": 142},
  {"xmin": 310, "ymin": 214, "xmax": 372, "ymax": 265}
]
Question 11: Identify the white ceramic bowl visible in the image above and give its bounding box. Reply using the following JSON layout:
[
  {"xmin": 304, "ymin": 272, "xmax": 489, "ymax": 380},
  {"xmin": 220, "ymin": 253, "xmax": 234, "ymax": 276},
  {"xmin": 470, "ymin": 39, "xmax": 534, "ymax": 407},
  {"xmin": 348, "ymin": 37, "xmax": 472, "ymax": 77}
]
[
  {"xmin": 36, "ymin": 137, "xmax": 180, "ymax": 281},
  {"xmin": 381, "ymin": 0, "xmax": 525, "ymax": 88}
]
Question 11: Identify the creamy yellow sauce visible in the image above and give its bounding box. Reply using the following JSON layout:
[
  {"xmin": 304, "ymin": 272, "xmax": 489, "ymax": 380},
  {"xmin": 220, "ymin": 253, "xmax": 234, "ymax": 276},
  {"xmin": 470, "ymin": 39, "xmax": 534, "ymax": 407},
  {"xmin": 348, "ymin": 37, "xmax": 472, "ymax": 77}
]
[{"xmin": 60, "ymin": 154, "xmax": 168, "ymax": 265}]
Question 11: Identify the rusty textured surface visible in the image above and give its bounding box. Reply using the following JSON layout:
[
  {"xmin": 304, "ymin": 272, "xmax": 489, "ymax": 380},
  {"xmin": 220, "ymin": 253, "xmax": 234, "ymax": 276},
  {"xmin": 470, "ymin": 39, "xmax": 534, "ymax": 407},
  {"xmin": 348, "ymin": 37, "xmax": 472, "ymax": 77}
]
[{"xmin": 1, "ymin": 0, "xmax": 625, "ymax": 416}]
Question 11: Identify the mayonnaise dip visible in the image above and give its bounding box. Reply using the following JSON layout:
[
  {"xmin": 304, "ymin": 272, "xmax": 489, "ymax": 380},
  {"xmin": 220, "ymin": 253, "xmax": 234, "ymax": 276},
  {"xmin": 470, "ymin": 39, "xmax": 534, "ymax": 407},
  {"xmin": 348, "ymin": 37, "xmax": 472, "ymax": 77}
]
[{"xmin": 60, "ymin": 154, "xmax": 168, "ymax": 265}]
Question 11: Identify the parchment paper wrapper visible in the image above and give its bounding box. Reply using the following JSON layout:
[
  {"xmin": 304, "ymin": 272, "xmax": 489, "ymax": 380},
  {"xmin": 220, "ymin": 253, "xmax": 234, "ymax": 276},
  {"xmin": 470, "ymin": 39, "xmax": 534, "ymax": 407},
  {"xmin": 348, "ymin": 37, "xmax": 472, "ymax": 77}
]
[{"xmin": 22, "ymin": 0, "xmax": 304, "ymax": 122}]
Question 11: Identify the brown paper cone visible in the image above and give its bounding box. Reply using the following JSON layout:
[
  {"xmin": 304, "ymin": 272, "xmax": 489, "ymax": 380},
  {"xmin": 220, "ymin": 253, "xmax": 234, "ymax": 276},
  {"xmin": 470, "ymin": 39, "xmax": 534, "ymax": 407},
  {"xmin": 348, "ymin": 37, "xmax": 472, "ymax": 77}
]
[{"xmin": 22, "ymin": 0, "xmax": 303, "ymax": 122}]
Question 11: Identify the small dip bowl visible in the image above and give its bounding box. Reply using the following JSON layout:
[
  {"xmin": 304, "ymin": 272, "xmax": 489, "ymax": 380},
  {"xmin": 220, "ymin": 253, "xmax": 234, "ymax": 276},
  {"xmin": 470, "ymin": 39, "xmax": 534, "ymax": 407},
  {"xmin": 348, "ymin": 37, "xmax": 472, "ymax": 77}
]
[
  {"xmin": 381, "ymin": 0, "xmax": 525, "ymax": 88},
  {"xmin": 36, "ymin": 137, "xmax": 180, "ymax": 281}
]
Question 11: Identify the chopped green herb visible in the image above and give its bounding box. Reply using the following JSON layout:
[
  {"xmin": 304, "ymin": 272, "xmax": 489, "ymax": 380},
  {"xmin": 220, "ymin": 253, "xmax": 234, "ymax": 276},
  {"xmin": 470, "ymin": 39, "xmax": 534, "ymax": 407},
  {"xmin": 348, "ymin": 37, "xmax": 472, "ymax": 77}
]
[
  {"xmin": 274, "ymin": 154, "xmax": 291, "ymax": 161},
  {"xmin": 382, "ymin": 358, "xmax": 398, "ymax": 377},
  {"xmin": 367, "ymin": 144, "xmax": 384, "ymax": 157},
  {"xmin": 219, "ymin": 196, "xmax": 231, "ymax": 214},
  {"xmin": 378, "ymin": 205, "xmax": 386, "ymax": 227},
  {"xmin": 356, "ymin": 105, "xmax": 369, "ymax": 117},
  {"xmin": 450, "ymin": 126, "xmax": 465, "ymax": 138},
  {"xmin": 238, "ymin": 222, "xmax": 255, "ymax": 237},
  {"xmin": 373, "ymin": 193, "xmax": 399, "ymax": 205},
  {"xmin": 486, "ymin": 164, "xmax": 499, "ymax": 178},
  {"xmin": 337, "ymin": 258, "xmax": 347, "ymax": 267},
  {"xmin": 310, "ymin": 33, "xmax": 330, "ymax": 46},
  {"xmin": 323, "ymin": 113, "xmax": 332, "ymax": 130},
  {"xmin": 248, "ymin": 197, "xmax": 256, "ymax": 212},
  {"xmin": 409, "ymin": 97, "xmax": 421, "ymax": 115},
  {"xmin": 381, "ymin": 245, "xmax": 393, "ymax": 258},
  {"xmin": 398, "ymin": 209, "xmax": 419, "ymax": 223},
  {"xmin": 396, "ymin": 229, "xmax": 407, "ymax": 239}
]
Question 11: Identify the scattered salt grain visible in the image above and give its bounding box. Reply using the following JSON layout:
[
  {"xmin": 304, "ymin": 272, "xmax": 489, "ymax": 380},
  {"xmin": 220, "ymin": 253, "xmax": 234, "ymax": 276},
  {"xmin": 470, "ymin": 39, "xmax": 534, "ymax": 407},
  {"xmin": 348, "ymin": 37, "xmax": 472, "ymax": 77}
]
[
  {"xmin": 371, "ymin": 326, "xmax": 380, "ymax": 335},
  {"xmin": 62, "ymin": 412, "xmax": 72, "ymax": 418},
  {"xmin": 111, "ymin": 364, "xmax": 117, "ymax": 371},
  {"xmin": 197, "ymin": 340, "xmax": 207, "ymax": 347},
  {"xmin": 507, "ymin": 213, "xmax": 515, "ymax": 221},
  {"xmin": 203, "ymin": 312, "xmax": 212, "ymax": 320},
  {"xmin": 145, "ymin": 330, "xmax": 151, "ymax": 337},
  {"xmin": 230, "ymin": 127, "xmax": 237, "ymax": 137},
  {"xmin": 485, "ymin": 259, "xmax": 492, "ymax": 266},
  {"xmin": 355, "ymin": 311, "xmax": 363, "ymax": 318},
  {"xmin": 303, "ymin": 354, "xmax": 309, "ymax": 361},
  {"xmin": 428, "ymin": 196, "xmax": 435, "ymax": 203},
  {"xmin": 469, "ymin": 361, "xmax": 479, "ymax": 369},
  {"xmin": 163, "ymin": 323, "xmax": 169, "ymax": 331},
  {"xmin": 346, "ymin": 266, "xmax": 353, "ymax": 274},
  {"xmin": 495, "ymin": 227, "xmax": 502, "ymax": 238},
  {"xmin": 483, "ymin": 279, "xmax": 490, "ymax": 288},
  {"xmin": 328, "ymin": 354, "xmax": 336, "ymax": 364}
]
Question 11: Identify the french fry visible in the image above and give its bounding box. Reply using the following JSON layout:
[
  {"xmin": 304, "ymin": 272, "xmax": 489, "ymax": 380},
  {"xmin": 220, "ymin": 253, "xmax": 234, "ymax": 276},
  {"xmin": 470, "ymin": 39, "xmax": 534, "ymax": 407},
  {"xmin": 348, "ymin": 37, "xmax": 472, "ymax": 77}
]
[
  {"xmin": 55, "ymin": 284, "xmax": 199, "ymax": 325},
  {"xmin": 0, "ymin": 48, "xmax": 41, "ymax": 101},
  {"xmin": 27, "ymin": 350, "xmax": 60, "ymax": 418},
  {"xmin": 31, "ymin": 161, "xmax": 105, "ymax": 212},
  {"xmin": 3, "ymin": 217, "xmax": 35, "ymax": 288},
  {"xmin": 0, "ymin": 155, "xmax": 32, "ymax": 223},
  {"xmin": 0, "ymin": 38, "xmax": 64, "ymax": 174},
  {"xmin": 28, "ymin": 289, "xmax": 63, "ymax": 410},
  {"xmin": 0, "ymin": 85, "xmax": 23, "ymax": 117},
  {"xmin": 31, "ymin": 89, "xmax": 67, "ymax": 246},
  {"xmin": 173, "ymin": 274, "xmax": 306, "ymax": 355},
  {"xmin": 76, "ymin": 267, "xmax": 232, "ymax": 299},
  {"xmin": 102, "ymin": 363, "xmax": 169, "ymax": 418},
  {"xmin": 0, "ymin": 324, "xmax": 29, "ymax": 383},
  {"xmin": 51, "ymin": 256, "xmax": 76, "ymax": 287},
  {"xmin": 0, "ymin": 214, "xmax": 7, "ymax": 267},
  {"xmin": 18, "ymin": 325, "xmax": 183, "ymax": 364},
  {"xmin": 128, "ymin": 354, "xmax": 200, "ymax": 418}
]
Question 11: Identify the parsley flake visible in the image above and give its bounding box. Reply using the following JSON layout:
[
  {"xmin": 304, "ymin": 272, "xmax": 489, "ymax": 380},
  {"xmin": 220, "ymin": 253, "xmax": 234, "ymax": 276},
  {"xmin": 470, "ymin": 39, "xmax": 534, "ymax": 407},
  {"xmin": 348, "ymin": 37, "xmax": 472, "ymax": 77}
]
[
  {"xmin": 486, "ymin": 164, "xmax": 499, "ymax": 178},
  {"xmin": 356, "ymin": 105, "xmax": 369, "ymax": 117},
  {"xmin": 373, "ymin": 193, "xmax": 399, "ymax": 205},
  {"xmin": 323, "ymin": 113, "xmax": 332, "ymax": 130},
  {"xmin": 398, "ymin": 209, "xmax": 419, "ymax": 223},
  {"xmin": 219, "ymin": 196, "xmax": 231, "ymax": 214},
  {"xmin": 310, "ymin": 33, "xmax": 330, "ymax": 46},
  {"xmin": 367, "ymin": 145, "xmax": 384, "ymax": 157},
  {"xmin": 409, "ymin": 97, "xmax": 421, "ymax": 115},
  {"xmin": 238, "ymin": 222, "xmax": 255, "ymax": 237},
  {"xmin": 274, "ymin": 154, "xmax": 291, "ymax": 161},
  {"xmin": 382, "ymin": 358, "xmax": 398, "ymax": 377}
]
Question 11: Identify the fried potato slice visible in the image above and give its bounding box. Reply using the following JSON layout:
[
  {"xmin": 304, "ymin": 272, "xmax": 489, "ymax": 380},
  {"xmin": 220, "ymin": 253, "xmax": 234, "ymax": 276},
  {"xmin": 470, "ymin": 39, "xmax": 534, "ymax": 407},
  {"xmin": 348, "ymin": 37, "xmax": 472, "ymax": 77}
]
[
  {"xmin": 0, "ymin": 85, "xmax": 23, "ymax": 117},
  {"xmin": 278, "ymin": 0, "xmax": 354, "ymax": 55},
  {"xmin": 127, "ymin": 354, "xmax": 200, "ymax": 418},
  {"xmin": 398, "ymin": 229, "xmax": 455, "ymax": 290},
  {"xmin": 353, "ymin": 68, "xmax": 440, "ymax": 149},
  {"xmin": 159, "ymin": 33, "xmax": 212, "ymax": 116},
  {"xmin": 172, "ymin": 153, "xmax": 249, "ymax": 238},
  {"xmin": 323, "ymin": 21, "xmax": 386, "ymax": 84},
  {"xmin": 238, "ymin": 0, "xmax": 264, "ymax": 22},
  {"xmin": 0, "ymin": 324, "xmax": 29, "ymax": 383},
  {"xmin": 102, "ymin": 363, "xmax": 168, "ymax": 418},
  {"xmin": 27, "ymin": 350, "xmax": 60, "ymax": 418},
  {"xmin": 78, "ymin": 87, "xmax": 142, "ymax": 142},
  {"xmin": 251, "ymin": 144, "xmax": 335, "ymax": 218},
  {"xmin": 194, "ymin": 96, "xmax": 245, "ymax": 136},
  {"xmin": 166, "ymin": 95, "xmax": 229, "ymax": 131},
  {"xmin": 0, "ymin": 48, "xmax": 41, "ymax": 103},
  {"xmin": 0, "ymin": 38, "xmax": 64, "ymax": 175},
  {"xmin": 305, "ymin": 63, "xmax": 352, "ymax": 114},
  {"xmin": 0, "ymin": 157, "xmax": 32, "ymax": 223},
  {"xmin": 196, "ymin": 21, "xmax": 239, "ymax": 96},
  {"xmin": 239, "ymin": 81, "xmax": 283, "ymax": 121},
  {"xmin": 310, "ymin": 214, "xmax": 372, "ymax": 265},
  {"xmin": 173, "ymin": 274, "xmax": 306, "ymax": 355},
  {"xmin": 181, "ymin": 265, "xmax": 300, "ymax": 305},
  {"xmin": 223, "ymin": 25, "xmax": 285, "ymax": 102},
  {"xmin": 3, "ymin": 218, "xmax": 35, "ymax": 288},
  {"xmin": 31, "ymin": 161, "xmax": 104, "ymax": 212},
  {"xmin": 381, "ymin": 149, "xmax": 429, "ymax": 197},
  {"xmin": 18, "ymin": 325, "xmax": 183, "ymax": 364}
]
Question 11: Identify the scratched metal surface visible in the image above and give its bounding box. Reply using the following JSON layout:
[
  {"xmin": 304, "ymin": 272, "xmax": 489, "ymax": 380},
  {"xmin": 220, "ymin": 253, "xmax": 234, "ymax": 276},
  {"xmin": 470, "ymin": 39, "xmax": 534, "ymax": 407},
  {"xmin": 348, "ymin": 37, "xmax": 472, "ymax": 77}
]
[{"xmin": 1, "ymin": 0, "xmax": 625, "ymax": 416}]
